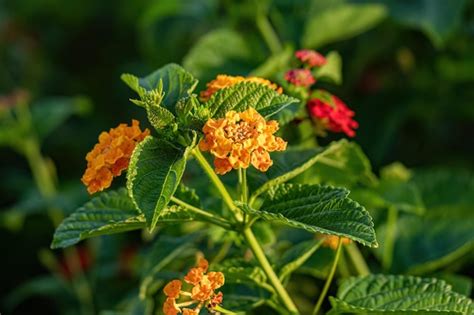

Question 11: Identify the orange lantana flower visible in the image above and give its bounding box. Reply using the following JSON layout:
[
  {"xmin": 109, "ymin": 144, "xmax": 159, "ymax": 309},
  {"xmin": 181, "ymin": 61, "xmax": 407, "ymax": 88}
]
[
  {"xmin": 81, "ymin": 120, "xmax": 149, "ymax": 194},
  {"xmin": 320, "ymin": 234, "xmax": 351, "ymax": 250},
  {"xmin": 200, "ymin": 74, "xmax": 282, "ymax": 101},
  {"xmin": 162, "ymin": 257, "xmax": 225, "ymax": 315},
  {"xmin": 199, "ymin": 107, "xmax": 287, "ymax": 175}
]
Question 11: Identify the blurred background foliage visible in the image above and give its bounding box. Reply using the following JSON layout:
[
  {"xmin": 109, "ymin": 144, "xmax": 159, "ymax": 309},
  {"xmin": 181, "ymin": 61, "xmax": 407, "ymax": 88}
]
[{"xmin": 1, "ymin": 0, "xmax": 473, "ymax": 314}]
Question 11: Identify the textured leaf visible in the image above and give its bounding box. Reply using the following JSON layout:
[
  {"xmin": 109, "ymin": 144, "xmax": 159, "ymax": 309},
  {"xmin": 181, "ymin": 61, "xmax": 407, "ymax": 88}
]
[
  {"xmin": 127, "ymin": 136, "xmax": 189, "ymax": 230},
  {"xmin": 122, "ymin": 63, "xmax": 198, "ymax": 114},
  {"xmin": 51, "ymin": 189, "xmax": 144, "ymax": 249},
  {"xmin": 204, "ymin": 81, "xmax": 299, "ymax": 124},
  {"xmin": 50, "ymin": 189, "xmax": 195, "ymax": 249},
  {"xmin": 312, "ymin": 51, "xmax": 342, "ymax": 85},
  {"xmin": 242, "ymin": 184, "xmax": 377, "ymax": 247},
  {"xmin": 183, "ymin": 28, "xmax": 253, "ymax": 84},
  {"xmin": 303, "ymin": 3, "xmax": 387, "ymax": 48},
  {"xmin": 328, "ymin": 274, "xmax": 473, "ymax": 314}
]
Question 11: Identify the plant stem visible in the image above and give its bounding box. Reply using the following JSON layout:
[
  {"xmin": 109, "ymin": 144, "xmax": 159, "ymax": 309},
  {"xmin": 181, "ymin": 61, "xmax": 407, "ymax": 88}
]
[
  {"xmin": 382, "ymin": 206, "xmax": 398, "ymax": 271},
  {"xmin": 193, "ymin": 148, "xmax": 298, "ymax": 314},
  {"xmin": 312, "ymin": 238, "xmax": 343, "ymax": 315},
  {"xmin": 243, "ymin": 227, "xmax": 299, "ymax": 314},
  {"xmin": 192, "ymin": 149, "xmax": 239, "ymax": 215},
  {"xmin": 345, "ymin": 243, "xmax": 370, "ymax": 276},
  {"xmin": 16, "ymin": 101, "xmax": 95, "ymax": 315},
  {"xmin": 170, "ymin": 196, "xmax": 233, "ymax": 230},
  {"xmin": 255, "ymin": 11, "xmax": 282, "ymax": 54}
]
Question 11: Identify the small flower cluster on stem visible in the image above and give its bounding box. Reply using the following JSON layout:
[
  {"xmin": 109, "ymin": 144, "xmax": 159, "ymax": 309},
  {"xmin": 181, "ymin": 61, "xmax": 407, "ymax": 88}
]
[{"xmin": 163, "ymin": 257, "xmax": 225, "ymax": 315}]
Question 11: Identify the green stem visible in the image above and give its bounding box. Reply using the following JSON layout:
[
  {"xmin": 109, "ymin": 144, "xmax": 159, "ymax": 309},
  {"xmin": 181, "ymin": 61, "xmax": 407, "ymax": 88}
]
[
  {"xmin": 170, "ymin": 196, "xmax": 233, "ymax": 230},
  {"xmin": 193, "ymin": 148, "xmax": 298, "ymax": 314},
  {"xmin": 382, "ymin": 206, "xmax": 398, "ymax": 271},
  {"xmin": 312, "ymin": 238, "xmax": 343, "ymax": 315},
  {"xmin": 337, "ymin": 249, "xmax": 351, "ymax": 278},
  {"xmin": 345, "ymin": 243, "xmax": 370, "ymax": 276},
  {"xmin": 192, "ymin": 149, "xmax": 238, "ymax": 214},
  {"xmin": 16, "ymin": 101, "xmax": 94, "ymax": 315},
  {"xmin": 255, "ymin": 11, "xmax": 282, "ymax": 54},
  {"xmin": 243, "ymin": 227, "xmax": 299, "ymax": 314}
]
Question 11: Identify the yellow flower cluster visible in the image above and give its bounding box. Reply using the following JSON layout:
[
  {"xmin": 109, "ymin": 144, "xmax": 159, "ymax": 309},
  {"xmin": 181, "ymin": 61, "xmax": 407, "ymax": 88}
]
[
  {"xmin": 81, "ymin": 120, "xmax": 149, "ymax": 194},
  {"xmin": 199, "ymin": 108, "xmax": 287, "ymax": 175},
  {"xmin": 163, "ymin": 258, "xmax": 224, "ymax": 315},
  {"xmin": 199, "ymin": 74, "xmax": 282, "ymax": 101}
]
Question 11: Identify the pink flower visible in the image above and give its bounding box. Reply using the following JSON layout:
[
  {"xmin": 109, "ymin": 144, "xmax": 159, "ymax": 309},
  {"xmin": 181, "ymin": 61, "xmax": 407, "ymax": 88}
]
[
  {"xmin": 284, "ymin": 69, "xmax": 316, "ymax": 87},
  {"xmin": 295, "ymin": 50, "xmax": 327, "ymax": 68}
]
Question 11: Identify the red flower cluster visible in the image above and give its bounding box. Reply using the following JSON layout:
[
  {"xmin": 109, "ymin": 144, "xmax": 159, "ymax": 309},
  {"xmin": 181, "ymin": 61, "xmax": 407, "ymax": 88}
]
[
  {"xmin": 307, "ymin": 94, "xmax": 358, "ymax": 138},
  {"xmin": 284, "ymin": 69, "xmax": 315, "ymax": 87},
  {"xmin": 295, "ymin": 49, "xmax": 327, "ymax": 68}
]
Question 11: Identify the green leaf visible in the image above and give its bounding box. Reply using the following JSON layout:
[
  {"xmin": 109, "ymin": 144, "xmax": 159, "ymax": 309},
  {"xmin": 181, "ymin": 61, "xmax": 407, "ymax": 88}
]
[
  {"xmin": 51, "ymin": 189, "xmax": 144, "ymax": 249},
  {"xmin": 127, "ymin": 136, "xmax": 188, "ymax": 230},
  {"xmin": 249, "ymin": 139, "xmax": 375, "ymax": 202},
  {"xmin": 277, "ymin": 239, "xmax": 324, "ymax": 282},
  {"xmin": 312, "ymin": 51, "xmax": 342, "ymax": 85},
  {"xmin": 382, "ymin": 209, "xmax": 474, "ymax": 274},
  {"xmin": 215, "ymin": 259, "xmax": 270, "ymax": 291},
  {"xmin": 248, "ymin": 147, "xmax": 324, "ymax": 201},
  {"xmin": 241, "ymin": 184, "xmax": 377, "ymax": 247},
  {"xmin": 328, "ymin": 274, "xmax": 473, "ymax": 314},
  {"xmin": 249, "ymin": 45, "xmax": 294, "ymax": 78},
  {"xmin": 376, "ymin": 180, "xmax": 425, "ymax": 214},
  {"xmin": 183, "ymin": 28, "xmax": 253, "ymax": 84},
  {"xmin": 31, "ymin": 96, "xmax": 91, "ymax": 139},
  {"xmin": 303, "ymin": 3, "xmax": 387, "ymax": 48},
  {"xmin": 122, "ymin": 63, "xmax": 198, "ymax": 114},
  {"xmin": 140, "ymin": 233, "xmax": 199, "ymax": 299},
  {"xmin": 204, "ymin": 81, "xmax": 299, "ymax": 125},
  {"xmin": 299, "ymin": 139, "xmax": 377, "ymax": 188},
  {"xmin": 385, "ymin": 0, "xmax": 468, "ymax": 48}
]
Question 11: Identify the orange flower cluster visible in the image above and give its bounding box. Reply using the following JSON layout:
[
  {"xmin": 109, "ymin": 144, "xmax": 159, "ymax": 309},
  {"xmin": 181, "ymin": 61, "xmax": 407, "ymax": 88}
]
[
  {"xmin": 199, "ymin": 108, "xmax": 287, "ymax": 175},
  {"xmin": 163, "ymin": 257, "xmax": 224, "ymax": 315},
  {"xmin": 320, "ymin": 235, "xmax": 351, "ymax": 250},
  {"xmin": 200, "ymin": 74, "xmax": 282, "ymax": 101},
  {"xmin": 81, "ymin": 120, "xmax": 149, "ymax": 194}
]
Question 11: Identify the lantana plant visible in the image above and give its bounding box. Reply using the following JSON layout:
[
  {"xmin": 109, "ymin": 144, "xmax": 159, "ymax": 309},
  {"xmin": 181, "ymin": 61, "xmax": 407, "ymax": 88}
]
[{"xmin": 50, "ymin": 60, "xmax": 473, "ymax": 314}]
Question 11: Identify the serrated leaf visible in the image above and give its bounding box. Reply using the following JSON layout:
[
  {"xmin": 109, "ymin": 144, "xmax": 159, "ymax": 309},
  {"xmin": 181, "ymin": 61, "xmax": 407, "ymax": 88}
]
[
  {"xmin": 313, "ymin": 51, "xmax": 342, "ymax": 85},
  {"xmin": 277, "ymin": 239, "xmax": 324, "ymax": 282},
  {"xmin": 303, "ymin": 3, "xmax": 387, "ymax": 48},
  {"xmin": 122, "ymin": 63, "xmax": 198, "ymax": 114},
  {"xmin": 50, "ymin": 189, "xmax": 195, "ymax": 249},
  {"xmin": 328, "ymin": 274, "xmax": 473, "ymax": 314},
  {"xmin": 51, "ymin": 189, "xmax": 145, "ymax": 249},
  {"xmin": 146, "ymin": 103, "xmax": 175, "ymax": 130},
  {"xmin": 127, "ymin": 136, "xmax": 188, "ymax": 230},
  {"xmin": 121, "ymin": 73, "xmax": 146, "ymax": 98},
  {"xmin": 204, "ymin": 81, "xmax": 299, "ymax": 125},
  {"xmin": 241, "ymin": 184, "xmax": 377, "ymax": 247}
]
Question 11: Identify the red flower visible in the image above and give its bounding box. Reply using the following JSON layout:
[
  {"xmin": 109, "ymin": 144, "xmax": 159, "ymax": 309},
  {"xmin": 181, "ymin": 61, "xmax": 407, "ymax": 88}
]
[
  {"xmin": 295, "ymin": 50, "xmax": 327, "ymax": 68},
  {"xmin": 307, "ymin": 94, "xmax": 358, "ymax": 137},
  {"xmin": 284, "ymin": 69, "xmax": 315, "ymax": 87}
]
